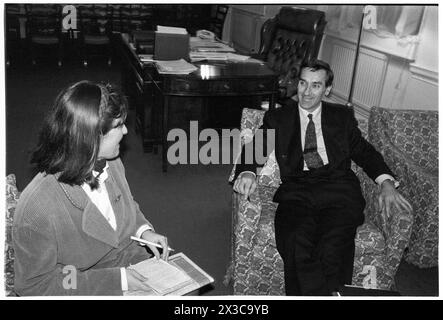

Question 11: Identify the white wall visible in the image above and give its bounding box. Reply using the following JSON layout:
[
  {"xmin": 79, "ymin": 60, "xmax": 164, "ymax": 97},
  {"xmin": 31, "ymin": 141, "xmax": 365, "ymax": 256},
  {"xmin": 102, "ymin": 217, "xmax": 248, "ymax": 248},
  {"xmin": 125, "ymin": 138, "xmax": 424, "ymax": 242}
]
[
  {"xmin": 226, "ymin": 5, "xmax": 438, "ymax": 112},
  {"xmin": 319, "ymin": 5, "xmax": 438, "ymax": 112}
]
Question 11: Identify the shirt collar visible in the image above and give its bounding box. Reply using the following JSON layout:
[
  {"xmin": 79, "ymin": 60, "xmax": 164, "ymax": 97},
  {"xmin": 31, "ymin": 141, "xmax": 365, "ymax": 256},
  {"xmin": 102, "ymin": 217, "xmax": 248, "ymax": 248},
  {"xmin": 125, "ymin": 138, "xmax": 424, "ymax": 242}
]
[
  {"xmin": 92, "ymin": 161, "xmax": 109, "ymax": 182},
  {"xmin": 298, "ymin": 102, "xmax": 322, "ymax": 120}
]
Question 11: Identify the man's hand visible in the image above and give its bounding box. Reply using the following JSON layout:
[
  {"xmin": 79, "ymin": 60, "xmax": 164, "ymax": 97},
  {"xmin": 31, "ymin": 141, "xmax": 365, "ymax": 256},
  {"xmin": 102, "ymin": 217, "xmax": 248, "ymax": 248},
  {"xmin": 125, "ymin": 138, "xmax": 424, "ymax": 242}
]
[
  {"xmin": 233, "ymin": 172, "xmax": 257, "ymax": 200},
  {"xmin": 141, "ymin": 230, "xmax": 170, "ymax": 261},
  {"xmin": 378, "ymin": 179, "xmax": 413, "ymax": 220},
  {"xmin": 126, "ymin": 268, "xmax": 152, "ymax": 292}
]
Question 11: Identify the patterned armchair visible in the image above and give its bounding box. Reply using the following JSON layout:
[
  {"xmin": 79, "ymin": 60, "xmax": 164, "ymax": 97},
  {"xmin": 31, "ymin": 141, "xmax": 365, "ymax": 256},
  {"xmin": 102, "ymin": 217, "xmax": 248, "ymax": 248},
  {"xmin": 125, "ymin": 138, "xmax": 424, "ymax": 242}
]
[
  {"xmin": 226, "ymin": 107, "xmax": 416, "ymax": 294},
  {"xmin": 5, "ymin": 174, "xmax": 20, "ymax": 296},
  {"xmin": 368, "ymin": 108, "xmax": 438, "ymax": 268}
]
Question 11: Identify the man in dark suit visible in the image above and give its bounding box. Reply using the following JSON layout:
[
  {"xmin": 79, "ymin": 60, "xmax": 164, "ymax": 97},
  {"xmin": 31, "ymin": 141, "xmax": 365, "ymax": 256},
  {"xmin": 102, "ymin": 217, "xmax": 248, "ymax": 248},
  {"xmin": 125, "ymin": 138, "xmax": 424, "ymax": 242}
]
[{"xmin": 233, "ymin": 59, "xmax": 412, "ymax": 296}]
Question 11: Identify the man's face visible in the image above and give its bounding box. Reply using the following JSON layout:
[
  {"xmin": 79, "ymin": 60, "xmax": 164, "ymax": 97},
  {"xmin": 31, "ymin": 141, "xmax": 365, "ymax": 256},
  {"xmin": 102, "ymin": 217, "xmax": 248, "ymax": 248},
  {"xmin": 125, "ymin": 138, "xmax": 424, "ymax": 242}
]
[{"xmin": 297, "ymin": 68, "xmax": 332, "ymax": 113}]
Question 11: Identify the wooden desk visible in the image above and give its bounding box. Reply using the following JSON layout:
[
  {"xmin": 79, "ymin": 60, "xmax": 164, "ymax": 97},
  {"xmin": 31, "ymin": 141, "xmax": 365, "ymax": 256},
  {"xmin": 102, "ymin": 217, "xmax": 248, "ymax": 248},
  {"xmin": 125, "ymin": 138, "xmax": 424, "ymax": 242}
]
[{"xmin": 120, "ymin": 34, "xmax": 278, "ymax": 172}]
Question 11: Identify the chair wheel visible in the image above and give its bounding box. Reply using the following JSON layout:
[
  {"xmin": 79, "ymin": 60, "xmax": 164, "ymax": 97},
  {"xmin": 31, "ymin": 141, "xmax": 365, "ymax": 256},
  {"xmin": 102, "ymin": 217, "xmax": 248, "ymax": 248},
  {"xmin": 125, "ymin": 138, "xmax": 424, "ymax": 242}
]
[{"xmin": 83, "ymin": 60, "xmax": 88, "ymax": 67}]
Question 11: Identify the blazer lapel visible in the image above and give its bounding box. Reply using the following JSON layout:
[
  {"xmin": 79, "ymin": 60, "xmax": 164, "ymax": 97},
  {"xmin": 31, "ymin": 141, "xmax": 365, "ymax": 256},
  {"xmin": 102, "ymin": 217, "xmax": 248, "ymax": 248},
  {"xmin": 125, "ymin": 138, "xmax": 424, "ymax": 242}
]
[
  {"xmin": 58, "ymin": 180, "xmax": 119, "ymax": 248},
  {"xmin": 82, "ymin": 202, "xmax": 119, "ymax": 248},
  {"xmin": 104, "ymin": 169, "xmax": 125, "ymax": 239}
]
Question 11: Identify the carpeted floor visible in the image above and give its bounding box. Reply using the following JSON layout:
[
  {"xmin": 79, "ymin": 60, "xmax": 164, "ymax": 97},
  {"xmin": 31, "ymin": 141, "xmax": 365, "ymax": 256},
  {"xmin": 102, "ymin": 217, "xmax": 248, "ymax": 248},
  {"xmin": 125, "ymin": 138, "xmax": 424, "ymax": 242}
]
[{"xmin": 5, "ymin": 60, "xmax": 438, "ymax": 297}]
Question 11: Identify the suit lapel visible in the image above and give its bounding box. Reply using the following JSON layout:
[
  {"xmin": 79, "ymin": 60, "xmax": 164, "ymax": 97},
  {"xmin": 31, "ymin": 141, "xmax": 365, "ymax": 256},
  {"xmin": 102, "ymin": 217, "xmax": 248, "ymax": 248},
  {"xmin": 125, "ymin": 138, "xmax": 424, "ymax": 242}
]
[
  {"xmin": 284, "ymin": 100, "xmax": 303, "ymax": 170},
  {"xmin": 58, "ymin": 180, "xmax": 119, "ymax": 248},
  {"xmin": 321, "ymin": 102, "xmax": 343, "ymax": 166}
]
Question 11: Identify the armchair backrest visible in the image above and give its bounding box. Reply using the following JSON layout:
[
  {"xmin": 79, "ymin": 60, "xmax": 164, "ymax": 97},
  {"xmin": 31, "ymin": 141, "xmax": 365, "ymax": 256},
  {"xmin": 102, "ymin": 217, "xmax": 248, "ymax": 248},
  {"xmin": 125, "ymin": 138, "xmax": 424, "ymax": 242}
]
[{"xmin": 259, "ymin": 7, "xmax": 326, "ymax": 100}]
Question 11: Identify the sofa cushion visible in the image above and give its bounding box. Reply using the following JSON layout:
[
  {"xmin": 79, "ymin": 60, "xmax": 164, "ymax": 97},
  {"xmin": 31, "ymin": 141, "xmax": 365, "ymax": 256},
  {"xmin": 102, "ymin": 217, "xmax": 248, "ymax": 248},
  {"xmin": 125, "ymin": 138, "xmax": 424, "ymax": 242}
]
[{"xmin": 5, "ymin": 174, "xmax": 19, "ymax": 297}]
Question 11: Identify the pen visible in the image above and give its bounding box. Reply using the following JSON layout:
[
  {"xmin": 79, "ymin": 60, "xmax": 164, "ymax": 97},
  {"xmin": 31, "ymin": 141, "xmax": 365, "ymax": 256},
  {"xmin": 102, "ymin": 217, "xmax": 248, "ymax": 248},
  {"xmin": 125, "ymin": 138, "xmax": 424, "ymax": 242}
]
[{"xmin": 130, "ymin": 236, "xmax": 175, "ymax": 251}]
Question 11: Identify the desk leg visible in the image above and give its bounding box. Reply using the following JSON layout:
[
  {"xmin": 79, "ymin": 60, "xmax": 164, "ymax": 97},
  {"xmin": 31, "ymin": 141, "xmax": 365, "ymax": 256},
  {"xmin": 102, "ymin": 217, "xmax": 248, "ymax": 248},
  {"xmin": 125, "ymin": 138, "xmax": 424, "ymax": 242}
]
[{"xmin": 162, "ymin": 96, "xmax": 169, "ymax": 173}]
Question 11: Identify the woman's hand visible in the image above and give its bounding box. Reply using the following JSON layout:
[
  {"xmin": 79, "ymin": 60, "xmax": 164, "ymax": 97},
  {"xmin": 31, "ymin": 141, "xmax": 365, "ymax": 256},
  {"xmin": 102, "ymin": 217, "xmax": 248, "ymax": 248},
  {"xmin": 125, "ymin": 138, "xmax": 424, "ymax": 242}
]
[
  {"xmin": 126, "ymin": 268, "xmax": 152, "ymax": 292},
  {"xmin": 141, "ymin": 230, "xmax": 170, "ymax": 261}
]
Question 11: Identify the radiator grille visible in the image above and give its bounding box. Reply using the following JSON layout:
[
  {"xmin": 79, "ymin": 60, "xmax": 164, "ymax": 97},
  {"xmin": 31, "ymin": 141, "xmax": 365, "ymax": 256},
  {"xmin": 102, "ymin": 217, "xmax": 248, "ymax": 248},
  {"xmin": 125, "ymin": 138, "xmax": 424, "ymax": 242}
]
[{"xmin": 330, "ymin": 42, "xmax": 388, "ymax": 109}]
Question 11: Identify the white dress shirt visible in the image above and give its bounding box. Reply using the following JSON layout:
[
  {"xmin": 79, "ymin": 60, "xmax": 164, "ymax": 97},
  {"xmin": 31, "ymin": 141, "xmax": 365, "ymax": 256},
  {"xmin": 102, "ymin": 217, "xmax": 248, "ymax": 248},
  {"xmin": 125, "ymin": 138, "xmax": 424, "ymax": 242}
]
[
  {"xmin": 81, "ymin": 162, "xmax": 152, "ymax": 291},
  {"xmin": 299, "ymin": 104, "xmax": 328, "ymax": 170}
]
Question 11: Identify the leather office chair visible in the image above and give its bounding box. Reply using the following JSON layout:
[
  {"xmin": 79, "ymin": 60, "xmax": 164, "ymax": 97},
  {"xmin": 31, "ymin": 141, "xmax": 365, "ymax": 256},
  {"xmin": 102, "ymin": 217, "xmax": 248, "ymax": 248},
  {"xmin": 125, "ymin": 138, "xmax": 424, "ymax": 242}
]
[
  {"xmin": 209, "ymin": 5, "xmax": 229, "ymax": 39},
  {"xmin": 25, "ymin": 4, "xmax": 63, "ymax": 67},
  {"xmin": 78, "ymin": 4, "xmax": 113, "ymax": 67},
  {"xmin": 258, "ymin": 7, "xmax": 327, "ymax": 101}
]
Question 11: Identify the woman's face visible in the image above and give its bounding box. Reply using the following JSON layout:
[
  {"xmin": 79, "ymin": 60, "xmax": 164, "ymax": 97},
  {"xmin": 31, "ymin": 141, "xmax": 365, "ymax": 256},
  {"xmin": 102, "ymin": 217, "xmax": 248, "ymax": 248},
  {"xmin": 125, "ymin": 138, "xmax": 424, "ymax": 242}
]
[{"xmin": 98, "ymin": 117, "xmax": 127, "ymax": 160}]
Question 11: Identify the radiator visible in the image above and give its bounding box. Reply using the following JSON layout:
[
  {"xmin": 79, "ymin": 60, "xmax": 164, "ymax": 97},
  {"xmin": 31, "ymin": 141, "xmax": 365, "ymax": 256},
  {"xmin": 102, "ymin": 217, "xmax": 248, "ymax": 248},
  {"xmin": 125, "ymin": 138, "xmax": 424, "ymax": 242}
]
[{"xmin": 329, "ymin": 40, "xmax": 388, "ymax": 112}]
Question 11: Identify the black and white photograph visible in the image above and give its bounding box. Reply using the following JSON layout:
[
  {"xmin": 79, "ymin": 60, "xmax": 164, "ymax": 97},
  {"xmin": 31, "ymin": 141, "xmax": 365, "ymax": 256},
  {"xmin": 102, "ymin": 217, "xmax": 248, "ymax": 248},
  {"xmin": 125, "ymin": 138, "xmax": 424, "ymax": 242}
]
[{"xmin": 2, "ymin": 1, "xmax": 439, "ymax": 303}]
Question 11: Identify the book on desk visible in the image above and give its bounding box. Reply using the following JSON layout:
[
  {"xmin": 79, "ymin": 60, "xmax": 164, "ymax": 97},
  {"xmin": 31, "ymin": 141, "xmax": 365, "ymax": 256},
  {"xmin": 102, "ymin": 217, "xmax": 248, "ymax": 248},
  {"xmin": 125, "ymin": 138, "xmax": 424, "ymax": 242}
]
[{"xmin": 124, "ymin": 252, "xmax": 214, "ymax": 296}]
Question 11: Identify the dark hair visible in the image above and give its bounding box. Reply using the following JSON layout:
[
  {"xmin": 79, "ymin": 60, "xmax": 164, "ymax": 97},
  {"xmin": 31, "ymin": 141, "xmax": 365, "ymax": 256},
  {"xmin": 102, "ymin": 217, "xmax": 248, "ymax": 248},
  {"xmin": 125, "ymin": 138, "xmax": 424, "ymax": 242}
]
[
  {"xmin": 31, "ymin": 80, "xmax": 128, "ymax": 188},
  {"xmin": 300, "ymin": 59, "xmax": 334, "ymax": 87}
]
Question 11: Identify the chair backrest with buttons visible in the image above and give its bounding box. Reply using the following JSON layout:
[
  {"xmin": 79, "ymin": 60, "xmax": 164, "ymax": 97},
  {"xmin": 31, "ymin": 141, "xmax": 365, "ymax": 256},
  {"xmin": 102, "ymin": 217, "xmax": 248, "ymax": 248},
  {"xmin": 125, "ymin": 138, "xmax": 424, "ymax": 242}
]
[{"xmin": 259, "ymin": 7, "xmax": 327, "ymax": 100}]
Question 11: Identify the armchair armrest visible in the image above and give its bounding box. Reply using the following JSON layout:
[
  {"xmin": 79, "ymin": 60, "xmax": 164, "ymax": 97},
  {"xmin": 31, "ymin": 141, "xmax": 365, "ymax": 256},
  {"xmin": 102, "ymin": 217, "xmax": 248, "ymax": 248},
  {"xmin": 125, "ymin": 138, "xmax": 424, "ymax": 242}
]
[
  {"xmin": 232, "ymin": 186, "xmax": 262, "ymax": 242},
  {"xmin": 356, "ymin": 167, "xmax": 413, "ymax": 279}
]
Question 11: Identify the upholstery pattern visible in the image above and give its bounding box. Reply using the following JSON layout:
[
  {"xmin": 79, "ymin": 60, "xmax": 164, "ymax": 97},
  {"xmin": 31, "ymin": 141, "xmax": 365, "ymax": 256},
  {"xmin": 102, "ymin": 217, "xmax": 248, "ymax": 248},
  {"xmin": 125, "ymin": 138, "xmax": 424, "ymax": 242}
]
[
  {"xmin": 5, "ymin": 174, "xmax": 19, "ymax": 297},
  {"xmin": 226, "ymin": 107, "xmax": 415, "ymax": 295},
  {"xmin": 229, "ymin": 108, "xmax": 281, "ymax": 188},
  {"xmin": 368, "ymin": 108, "xmax": 438, "ymax": 268}
]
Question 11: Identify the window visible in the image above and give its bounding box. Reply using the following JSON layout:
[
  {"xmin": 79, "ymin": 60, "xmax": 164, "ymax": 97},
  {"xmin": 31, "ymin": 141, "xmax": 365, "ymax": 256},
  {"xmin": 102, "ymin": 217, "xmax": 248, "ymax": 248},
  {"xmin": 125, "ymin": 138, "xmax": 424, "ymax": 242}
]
[{"xmin": 320, "ymin": 5, "xmax": 425, "ymax": 60}]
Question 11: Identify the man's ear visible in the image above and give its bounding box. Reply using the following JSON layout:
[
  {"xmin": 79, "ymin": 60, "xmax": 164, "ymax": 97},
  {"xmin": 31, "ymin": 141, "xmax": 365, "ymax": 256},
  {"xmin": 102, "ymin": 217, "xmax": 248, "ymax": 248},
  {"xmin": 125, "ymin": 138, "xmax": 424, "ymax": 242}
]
[{"xmin": 325, "ymin": 85, "xmax": 332, "ymax": 97}]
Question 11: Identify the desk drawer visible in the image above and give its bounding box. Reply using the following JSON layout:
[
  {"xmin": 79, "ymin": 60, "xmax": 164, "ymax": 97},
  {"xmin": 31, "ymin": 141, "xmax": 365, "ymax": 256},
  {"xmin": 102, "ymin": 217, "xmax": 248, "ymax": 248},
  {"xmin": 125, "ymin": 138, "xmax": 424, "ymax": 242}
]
[
  {"xmin": 165, "ymin": 77, "xmax": 276, "ymax": 95},
  {"xmin": 238, "ymin": 79, "xmax": 276, "ymax": 93},
  {"xmin": 167, "ymin": 79, "xmax": 206, "ymax": 94}
]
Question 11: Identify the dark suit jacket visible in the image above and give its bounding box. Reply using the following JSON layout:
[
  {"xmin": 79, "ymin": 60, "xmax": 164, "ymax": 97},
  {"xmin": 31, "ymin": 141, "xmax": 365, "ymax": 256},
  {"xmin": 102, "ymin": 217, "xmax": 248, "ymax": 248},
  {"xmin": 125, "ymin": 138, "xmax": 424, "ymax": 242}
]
[{"xmin": 235, "ymin": 99, "xmax": 394, "ymax": 216}]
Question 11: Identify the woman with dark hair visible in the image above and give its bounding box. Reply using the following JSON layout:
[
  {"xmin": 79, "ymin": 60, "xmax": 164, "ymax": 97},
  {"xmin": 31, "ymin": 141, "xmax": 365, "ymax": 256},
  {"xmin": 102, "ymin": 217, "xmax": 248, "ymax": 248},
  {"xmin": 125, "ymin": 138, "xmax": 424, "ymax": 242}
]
[{"xmin": 13, "ymin": 80, "xmax": 169, "ymax": 296}]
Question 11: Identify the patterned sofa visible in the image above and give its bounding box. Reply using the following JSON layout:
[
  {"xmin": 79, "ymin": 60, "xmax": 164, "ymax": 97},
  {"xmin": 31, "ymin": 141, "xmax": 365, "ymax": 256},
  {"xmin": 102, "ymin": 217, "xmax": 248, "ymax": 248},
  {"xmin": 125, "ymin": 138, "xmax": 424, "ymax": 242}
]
[
  {"xmin": 226, "ymin": 106, "xmax": 436, "ymax": 295},
  {"xmin": 5, "ymin": 174, "xmax": 19, "ymax": 296}
]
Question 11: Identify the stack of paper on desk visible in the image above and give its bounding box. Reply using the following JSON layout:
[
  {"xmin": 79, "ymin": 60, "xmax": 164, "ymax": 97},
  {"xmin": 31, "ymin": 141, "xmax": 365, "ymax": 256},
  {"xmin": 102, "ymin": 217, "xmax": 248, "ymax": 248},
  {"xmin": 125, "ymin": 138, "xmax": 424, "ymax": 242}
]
[
  {"xmin": 157, "ymin": 25, "xmax": 188, "ymax": 35},
  {"xmin": 138, "ymin": 54, "xmax": 154, "ymax": 63},
  {"xmin": 125, "ymin": 252, "xmax": 214, "ymax": 296},
  {"xmin": 190, "ymin": 37, "xmax": 235, "ymax": 52},
  {"xmin": 189, "ymin": 52, "xmax": 250, "ymax": 62},
  {"xmin": 155, "ymin": 59, "xmax": 197, "ymax": 74}
]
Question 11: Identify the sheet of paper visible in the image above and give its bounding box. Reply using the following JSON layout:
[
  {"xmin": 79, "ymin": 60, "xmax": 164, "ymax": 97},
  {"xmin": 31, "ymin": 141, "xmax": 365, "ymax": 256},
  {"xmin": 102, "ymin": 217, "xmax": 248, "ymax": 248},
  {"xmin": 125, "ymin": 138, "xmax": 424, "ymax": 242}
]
[
  {"xmin": 124, "ymin": 252, "xmax": 214, "ymax": 296},
  {"xmin": 129, "ymin": 258, "xmax": 193, "ymax": 295},
  {"xmin": 155, "ymin": 59, "xmax": 198, "ymax": 74}
]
